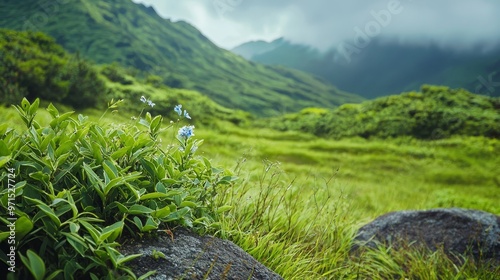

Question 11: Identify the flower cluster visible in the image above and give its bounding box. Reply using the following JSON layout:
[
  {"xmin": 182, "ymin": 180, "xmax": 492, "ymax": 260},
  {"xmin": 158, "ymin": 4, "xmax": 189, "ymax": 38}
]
[
  {"xmin": 140, "ymin": 96, "xmax": 155, "ymax": 107},
  {"xmin": 174, "ymin": 104, "xmax": 191, "ymax": 119},
  {"xmin": 178, "ymin": 125, "xmax": 195, "ymax": 139}
]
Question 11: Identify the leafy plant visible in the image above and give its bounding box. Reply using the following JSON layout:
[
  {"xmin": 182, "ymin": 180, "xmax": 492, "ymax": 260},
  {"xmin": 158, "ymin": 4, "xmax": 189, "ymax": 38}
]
[{"xmin": 0, "ymin": 98, "xmax": 235, "ymax": 279}]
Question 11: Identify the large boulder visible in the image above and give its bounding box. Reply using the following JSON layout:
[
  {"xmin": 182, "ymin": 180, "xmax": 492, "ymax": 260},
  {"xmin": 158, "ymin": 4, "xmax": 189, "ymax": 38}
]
[
  {"xmin": 353, "ymin": 208, "xmax": 500, "ymax": 262},
  {"xmin": 120, "ymin": 228, "xmax": 283, "ymax": 280}
]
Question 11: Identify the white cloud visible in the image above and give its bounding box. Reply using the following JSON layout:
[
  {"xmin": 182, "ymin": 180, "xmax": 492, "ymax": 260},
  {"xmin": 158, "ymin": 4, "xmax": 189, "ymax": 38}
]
[{"xmin": 133, "ymin": 0, "xmax": 500, "ymax": 51}]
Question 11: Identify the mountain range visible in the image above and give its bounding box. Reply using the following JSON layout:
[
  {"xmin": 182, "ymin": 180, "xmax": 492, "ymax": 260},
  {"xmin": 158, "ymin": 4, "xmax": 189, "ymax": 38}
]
[
  {"xmin": 0, "ymin": 0, "xmax": 363, "ymax": 116},
  {"xmin": 232, "ymin": 38, "xmax": 500, "ymax": 99}
]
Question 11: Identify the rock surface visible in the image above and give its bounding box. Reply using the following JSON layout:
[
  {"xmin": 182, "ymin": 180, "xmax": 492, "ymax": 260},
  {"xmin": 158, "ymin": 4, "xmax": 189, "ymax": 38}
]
[
  {"xmin": 353, "ymin": 208, "xmax": 500, "ymax": 262},
  {"xmin": 120, "ymin": 228, "xmax": 283, "ymax": 280}
]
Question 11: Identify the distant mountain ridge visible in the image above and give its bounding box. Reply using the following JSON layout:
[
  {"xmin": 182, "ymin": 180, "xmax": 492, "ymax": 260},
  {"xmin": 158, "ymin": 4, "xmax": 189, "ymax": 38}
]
[
  {"xmin": 0, "ymin": 0, "xmax": 364, "ymax": 116},
  {"xmin": 232, "ymin": 38, "xmax": 500, "ymax": 99}
]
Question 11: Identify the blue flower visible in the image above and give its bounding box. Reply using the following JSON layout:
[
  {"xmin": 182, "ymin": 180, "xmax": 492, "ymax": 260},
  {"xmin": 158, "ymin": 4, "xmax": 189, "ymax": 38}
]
[
  {"xmin": 183, "ymin": 110, "xmax": 191, "ymax": 119},
  {"xmin": 174, "ymin": 105, "xmax": 182, "ymax": 116},
  {"xmin": 178, "ymin": 125, "xmax": 195, "ymax": 139},
  {"xmin": 140, "ymin": 96, "xmax": 155, "ymax": 107}
]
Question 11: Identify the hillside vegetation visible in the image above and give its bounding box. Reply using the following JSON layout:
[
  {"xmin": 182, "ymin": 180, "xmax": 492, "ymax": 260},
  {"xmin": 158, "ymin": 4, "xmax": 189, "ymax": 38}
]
[
  {"xmin": 0, "ymin": 0, "xmax": 363, "ymax": 116},
  {"xmin": 0, "ymin": 29, "xmax": 250, "ymax": 126},
  {"xmin": 0, "ymin": 29, "xmax": 106, "ymax": 109},
  {"xmin": 233, "ymin": 38, "xmax": 500, "ymax": 98},
  {"xmin": 264, "ymin": 85, "xmax": 500, "ymax": 139}
]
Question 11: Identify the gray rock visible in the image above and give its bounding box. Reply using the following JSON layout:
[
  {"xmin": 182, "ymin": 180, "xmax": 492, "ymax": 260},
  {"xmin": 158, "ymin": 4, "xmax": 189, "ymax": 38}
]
[
  {"xmin": 120, "ymin": 228, "xmax": 283, "ymax": 280},
  {"xmin": 353, "ymin": 208, "xmax": 500, "ymax": 262}
]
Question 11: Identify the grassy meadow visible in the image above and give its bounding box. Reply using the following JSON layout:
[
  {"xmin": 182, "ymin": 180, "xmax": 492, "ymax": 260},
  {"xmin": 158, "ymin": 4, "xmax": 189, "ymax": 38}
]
[{"xmin": 2, "ymin": 102, "xmax": 498, "ymax": 279}]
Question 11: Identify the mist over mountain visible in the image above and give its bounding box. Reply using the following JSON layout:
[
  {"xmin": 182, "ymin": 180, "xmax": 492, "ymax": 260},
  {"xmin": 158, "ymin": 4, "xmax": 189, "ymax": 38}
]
[
  {"xmin": 0, "ymin": 0, "xmax": 363, "ymax": 116},
  {"xmin": 133, "ymin": 0, "xmax": 500, "ymax": 52},
  {"xmin": 233, "ymin": 38, "xmax": 500, "ymax": 99}
]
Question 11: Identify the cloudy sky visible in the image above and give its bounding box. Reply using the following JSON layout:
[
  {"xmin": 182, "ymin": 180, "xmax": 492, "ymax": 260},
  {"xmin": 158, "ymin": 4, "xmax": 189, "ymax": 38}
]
[{"xmin": 132, "ymin": 0, "xmax": 500, "ymax": 51}]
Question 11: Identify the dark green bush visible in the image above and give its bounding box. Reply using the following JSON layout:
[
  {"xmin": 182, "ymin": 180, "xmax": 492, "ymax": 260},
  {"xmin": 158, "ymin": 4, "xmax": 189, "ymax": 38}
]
[
  {"xmin": 101, "ymin": 64, "xmax": 134, "ymax": 85},
  {"xmin": 0, "ymin": 29, "xmax": 106, "ymax": 108},
  {"xmin": 62, "ymin": 55, "xmax": 108, "ymax": 109},
  {"xmin": 0, "ymin": 98, "xmax": 235, "ymax": 279}
]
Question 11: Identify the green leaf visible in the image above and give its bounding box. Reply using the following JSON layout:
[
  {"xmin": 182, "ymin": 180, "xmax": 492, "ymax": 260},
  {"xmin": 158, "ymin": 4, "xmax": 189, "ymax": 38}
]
[
  {"xmin": 150, "ymin": 115, "xmax": 162, "ymax": 133},
  {"xmin": 105, "ymin": 246, "xmax": 120, "ymax": 269},
  {"xmin": 0, "ymin": 140, "xmax": 11, "ymax": 156},
  {"xmin": 91, "ymin": 141, "xmax": 103, "ymax": 164},
  {"xmin": 79, "ymin": 220, "xmax": 101, "ymax": 244},
  {"xmin": 63, "ymin": 261, "xmax": 80, "ymax": 279},
  {"xmin": 103, "ymin": 172, "xmax": 142, "ymax": 196},
  {"xmin": 65, "ymin": 190, "xmax": 79, "ymax": 218},
  {"xmin": 62, "ymin": 232, "xmax": 88, "ymax": 256},
  {"xmin": 0, "ymin": 155, "xmax": 11, "ymax": 168},
  {"xmin": 21, "ymin": 97, "xmax": 30, "ymax": 110},
  {"xmin": 111, "ymin": 146, "xmax": 131, "ymax": 160},
  {"xmin": 0, "ymin": 231, "xmax": 9, "ymax": 242},
  {"xmin": 69, "ymin": 222, "xmax": 80, "ymax": 233},
  {"xmin": 46, "ymin": 142, "xmax": 55, "ymax": 162},
  {"xmin": 151, "ymin": 205, "xmax": 171, "ymax": 219},
  {"xmin": 140, "ymin": 192, "xmax": 171, "ymax": 200},
  {"xmin": 99, "ymin": 221, "xmax": 123, "ymax": 242},
  {"xmin": 128, "ymin": 204, "xmax": 154, "ymax": 215},
  {"xmin": 219, "ymin": 175, "xmax": 238, "ymax": 184},
  {"xmin": 45, "ymin": 269, "xmax": 63, "ymax": 280},
  {"xmin": 161, "ymin": 178, "xmax": 177, "ymax": 187},
  {"xmin": 29, "ymin": 98, "xmax": 40, "ymax": 116},
  {"xmin": 0, "ymin": 123, "xmax": 9, "ymax": 135},
  {"xmin": 140, "ymin": 158, "xmax": 156, "ymax": 177},
  {"xmin": 113, "ymin": 201, "xmax": 129, "ymax": 213},
  {"xmin": 16, "ymin": 216, "xmax": 34, "ymax": 240},
  {"xmin": 56, "ymin": 111, "xmax": 74, "ymax": 123},
  {"xmin": 142, "ymin": 217, "xmax": 159, "ymax": 231},
  {"xmin": 82, "ymin": 163, "xmax": 104, "ymax": 199},
  {"xmin": 138, "ymin": 270, "xmax": 157, "ymax": 280},
  {"xmin": 179, "ymin": 201, "xmax": 198, "ymax": 208},
  {"xmin": 103, "ymin": 160, "xmax": 119, "ymax": 180},
  {"xmin": 133, "ymin": 216, "xmax": 143, "ymax": 230},
  {"xmin": 55, "ymin": 141, "xmax": 74, "ymax": 158},
  {"xmin": 47, "ymin": 103, "xmax": 59, "ymax": 118},
  {"xmin": 116, "ymin": 253, "xmax": 142, "ymax": 266},
  {"xmin": 20, "ymin": 250, "xmax": 46, "ymax": 280},
  {"xmin": 165, "ymin": 208, "xmax": 190, "ymax": 222},
  {"xmin": 155, "ymin": 182, "xmax": 166, "ymax": 193},
  {"xmin": 29, "ymin": 171, "xmax": 50, "ymax": 185},
  {"xmin": 25, "ymin": 197, "xmax": 61, "ymax": 228}
]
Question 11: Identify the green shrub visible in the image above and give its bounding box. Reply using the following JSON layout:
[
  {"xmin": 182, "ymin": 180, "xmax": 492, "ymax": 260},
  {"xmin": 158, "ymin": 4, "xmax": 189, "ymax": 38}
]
[
  {"xmin": 263, "ymin": 86, "xmax": 500, "ymax": 140},
  {"xmin": 61, "ymin": 55, "xmax": 108, "ymax": 109},
  {"xmin": 0, "ymin": 98, "xmax": 235, "ymax": 279},
  {"xmin": 101, "ymin": 64, "xmax": 134, "ymax": 85},
  {"xmin": 0, "ymin": 29, "xmax": 106, "ymax": 109}
]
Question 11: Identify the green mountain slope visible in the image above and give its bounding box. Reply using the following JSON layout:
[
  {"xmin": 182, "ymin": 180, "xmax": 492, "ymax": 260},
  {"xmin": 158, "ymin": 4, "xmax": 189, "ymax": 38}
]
[
  {"xmin": 263, "ymin": 85, "xmax": 500, "ymax": 139},
  {"xmin": 0, "ymin": 29, "xmax": 250, "ymax": 125},
  {"xmin": 0, "ymin": 0, "xmax": 363, "ymax": 116},
  {"xmin": 233, "ymin": 39, "xmax": 500, "ymax": 99}
]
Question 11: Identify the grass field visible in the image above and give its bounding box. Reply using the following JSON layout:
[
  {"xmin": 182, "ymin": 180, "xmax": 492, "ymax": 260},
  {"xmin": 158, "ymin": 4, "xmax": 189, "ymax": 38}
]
[
  {"xmin": 2, "ymin": 103, "xmax": 499, "ymax": 279},
  {"xmin": 198, "ymin": 121, "xmax": 499, "ymax": 279}
]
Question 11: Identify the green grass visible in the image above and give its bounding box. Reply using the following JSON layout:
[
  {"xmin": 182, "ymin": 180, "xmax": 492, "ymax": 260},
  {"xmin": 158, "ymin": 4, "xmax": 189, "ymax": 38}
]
[
  {"xmin": 195, "ymin": 117, "xmax": 499, "ymax": 278},
  {"xmin": 1, "ymin": 104, "xmax": 498, "ymax": 279}
]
